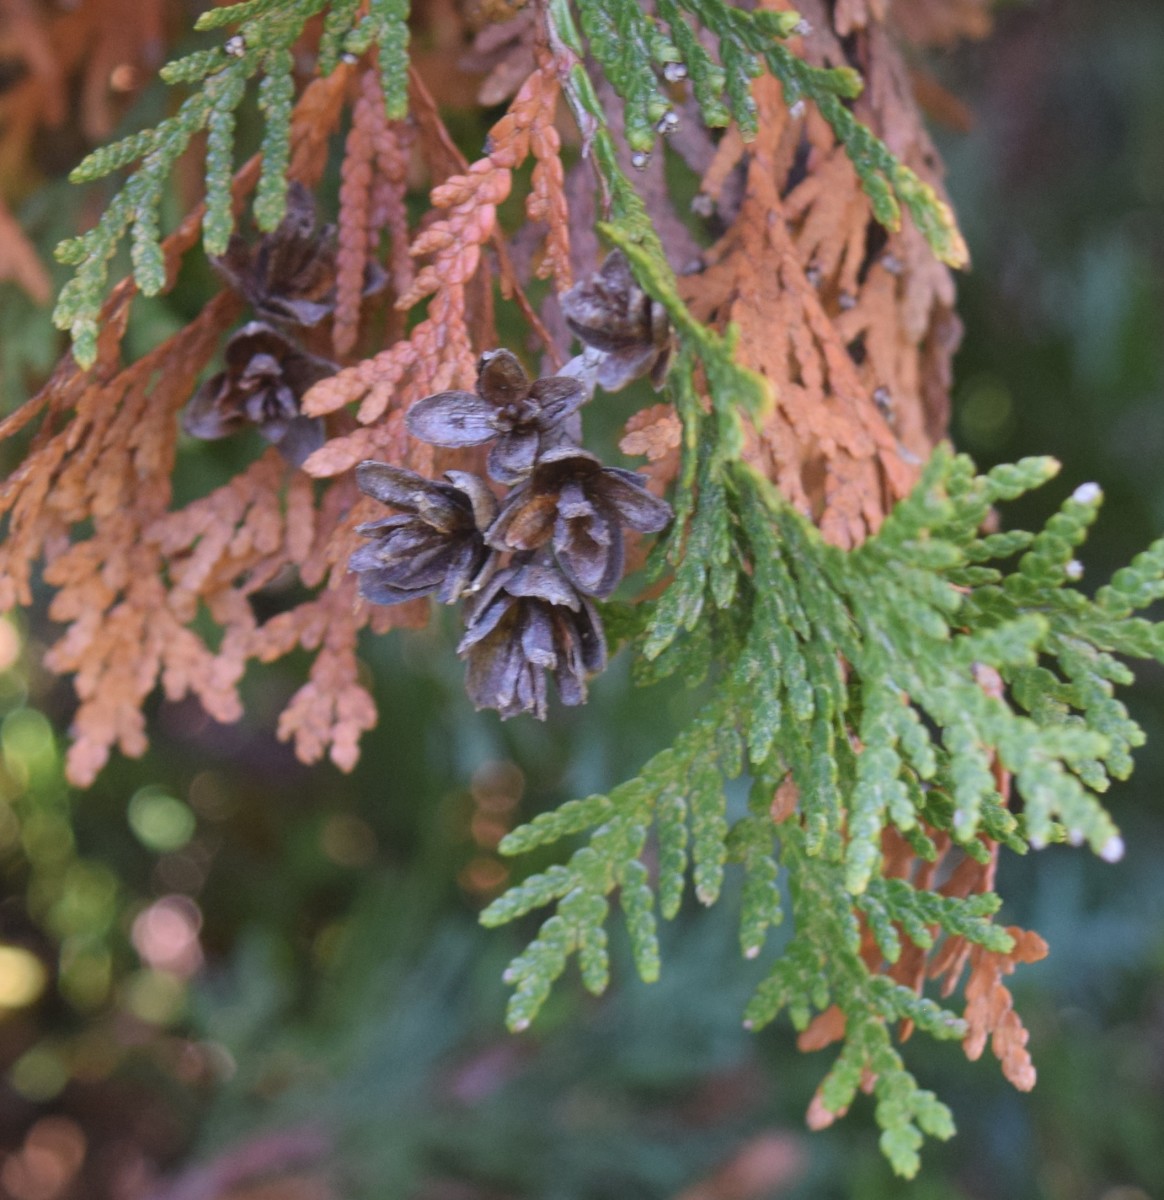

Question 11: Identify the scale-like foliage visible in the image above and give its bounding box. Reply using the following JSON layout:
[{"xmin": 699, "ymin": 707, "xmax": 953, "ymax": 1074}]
[
  {"xmin": 51, "ymin": 0, "xmax": 401, "ymax": 366},
  {"xmin": 4, "ymin": 0, "xmax": 1158, "ymax": 1181},
  {"xmin": 477, "ymin": 7, "xmax": 1159, "ymax": 1175},
  {"xmin": 561, "ymin": 0, "xmax": 965, "ymax": 266},
  {"xmin": 52, "ymin": 0, "xmax": 967, "ymax": 368},
  {"xmin": 485, "ymin": 438, "xmax": 1158, "ymax": 1174}
]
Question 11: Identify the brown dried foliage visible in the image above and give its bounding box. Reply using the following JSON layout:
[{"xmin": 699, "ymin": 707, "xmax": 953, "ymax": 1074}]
[
  {"xmin": 2, "ymin": 4, "xmax": 987, "ymax": 816},
  {"xmin": 796, "ymin": 826, "xmax": 1048, "ymax": 1122},
  {"xmin": 619, "ymin": 404, "xmax": 682, "ymax": 498},
  {"xmin": 960, "ymin": 928, "xmax": 1048, "ymax": 1090},
  {"xmin": 334, "ymin": 69, "xmax": 414, "ymax": 358},
  {"xmin": 795, "ymin": 743, "xmax": 1044, "ymax": 1122},
  {"xmin": 781, "ymin": 657, "xmax": 1038, "ymax": 1102},
  {"xmin": 669, "ymin": 2, "xmax": 971, "ymax": 546},
  {"xmin": 0, "ymin": 16, "xmax": 581, "ymax": 781},
  {"xmin": 0, "ymin": 71, "xmax": 364, "ymax": 783},
  {"xmin": 461, "ymin": 5, "xmax": 537, "ymax": 107},
  {"xmin": 301, "ymin": 57, "xmax": 566, "ymax": 469},
  {"xmin": 671, "ymin": 1133, "xmax": 807, "ymax": 1200}
]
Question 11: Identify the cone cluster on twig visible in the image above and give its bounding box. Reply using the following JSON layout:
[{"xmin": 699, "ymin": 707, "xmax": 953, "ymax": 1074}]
[
  {"xmin": 352, "ymin": 251, "xmax": 674, "ymax": 720},
  {"xmin": 183, "ymin": 183, "xmax": 381, "ymax": 466}
]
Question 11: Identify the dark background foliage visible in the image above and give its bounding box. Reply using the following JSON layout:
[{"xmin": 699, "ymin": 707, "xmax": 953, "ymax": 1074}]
[{"xmin": 0, "ymin": 1, "xmax": 1161, "ymax": 1197}]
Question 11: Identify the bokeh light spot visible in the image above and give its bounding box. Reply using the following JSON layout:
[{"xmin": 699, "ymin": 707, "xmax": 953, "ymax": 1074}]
[
  {"xmin": 0, "ymin": 945, "xmax": 47, "ymax": 1010},
  {"xmin": 21, "ymin": 812, "xmax": 74, "ymax": 870},
  {"xmin": 58, "ymin": 941, "xmax": 113, "ymax": 1011},
  {"xmin": 320, "ymin": 814, "xmax": 377, "ymax": 868},
  {"xmin": 47, "ymin": 862, "xmax": 117, "ymax": 939},
  {"xmin": 1, "ymin": 1115, "xmax": 86, "ymax": 1200},
  {"xmin": 470, "ymin": 760, "xmax": 524, "ymax": 813},
  {"xmin": 9, "ymin": 1045, "xmax": 69, "ymax": 1102},
  {"xmin": 124, "ymin": 969, "xmax": 186, "ymax": 1026},
  {"xmin": 109, "ymin": 63, "xmax": 137, "ymax": 92},
  {"xmin": 188, "ymin": 770, "xmax": 236, "ymax": 821},
  {"xmin": 128, "ymin": 787, "xmax": 196, "ymax": 852},
  {"xmin": 153, "ymin": 849, "xmax": 208, "ymax": 894},
  {"xmin": 459, "ymin": 857, "xmax": 508, "ymax": 896},
  {"xmin": 131, "ymin": 895, "xmax": 203, "ymax": 976},
  {"xmin": 957, "ymin": 374, "xmax": 1017, "ymax": 450},
  {"xmin": 1, "ymin": 709, "xmax": 57, "ymax": 782}
]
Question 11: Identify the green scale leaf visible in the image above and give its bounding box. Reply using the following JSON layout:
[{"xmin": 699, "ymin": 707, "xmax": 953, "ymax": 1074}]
[
  {"xmin": 54, "ymin": 0, "xmax": 382, "ymax": 366},
  {"xmin": 486, "ymin": 436, "xmax": 1158, "ymax": 1173}
]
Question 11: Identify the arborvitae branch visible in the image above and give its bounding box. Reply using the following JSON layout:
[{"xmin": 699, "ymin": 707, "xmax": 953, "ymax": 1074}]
[
  {"xmin": 54, "ymin": 0, "xmax": 357, "ymax": 365},
  {"xmin": 486, "ymin": 425, "xmax": 1160, "ymax": 1172},
  {"xmin": 482, "ymin": 33, "xmax": 1159, "ymax": 1163},
  {"xmin": 55, "ymin": 0, "xmax": 968, "ymax": 366},
  {"xmin": 33, "ymin": 0, "xmax": 1162, "ymax": 1179},
  {"xmin": 566, "ymin": 0, "xmax": 966, "ymax": 267}
]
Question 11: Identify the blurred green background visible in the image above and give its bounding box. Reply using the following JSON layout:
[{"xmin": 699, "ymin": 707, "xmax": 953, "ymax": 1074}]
[{"xmin": 1, "ymin": 1, "xmax": 1162, "ymax": 1197}]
